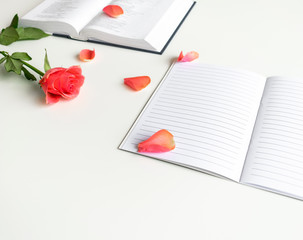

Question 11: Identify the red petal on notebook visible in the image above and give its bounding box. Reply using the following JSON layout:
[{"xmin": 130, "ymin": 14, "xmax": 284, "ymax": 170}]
[
  {"xmin": 124, "ymin": 76, "xmax": 151, "ymax": 91},
  {"xmin": 79, "ymin": 49, "xmax": 95, "ymax": 61},
  {"xmin": 177, "ymin": 51, "xmax": 184, "ymax": 61},
  {"xmin": 138, "ymin": 129, "xmax": 175, "ymax": 153},
  {"xmin": 177, "ymin": 51, "xmax": 199, "ymax": 62},
  {"xmin": 103, "ymin": 5, "xmax": 124, "ymax": 18}
]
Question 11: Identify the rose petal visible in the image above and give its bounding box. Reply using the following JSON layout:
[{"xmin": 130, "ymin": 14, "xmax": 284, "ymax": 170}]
[
  {"xmin": 177, "ymin": 51, "xmax": 199, "ymax": 62},
  {"xmin": 45, "ymin": 92, "xmax": 61, "ymax": 104},
  {"xmin": 124, "ymin": 76, "xmax": 151, "ymax": 91},
  {"xmin": 138, "ymin": 129, "xmax": 175, "ymax": 153},
  {"xmin": 79, "ymin": 49, "xmax": 95, "ymax": 61},
  {"xmin": 103, "ymin": 5, "xmax": 124, "ymax": 18},
  {"xmin": 177, "ymin": 51, "xmax": 184, "ymax": 62}
]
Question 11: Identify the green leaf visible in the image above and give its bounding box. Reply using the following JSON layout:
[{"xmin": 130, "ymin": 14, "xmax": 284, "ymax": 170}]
[
  {"xmin": 4, "ymin": 57, "xmax": 23, "ymax": 75},
  {"xmin": 11, "ymin": 52, "xmax": 32, "ymax": 61},
  {"xmin": 10, "ymin": 14, "xmax": 19, "ymax": 28},
  {"xmin": 22, "ymin": 67, "xmax": 36, "ymax": 81},
  {"xmin": 0, "ymin": 57, "xmax": 6, "ymax": 64},
  {"xmin": 44, "ymin": 49, "xmax": 51, "ymax": 72},
  {"xmin": 16, "ymin": 27, "xmax": 49, "ymax": 40},
  {"xmin": 0, "ymin": 27, "xmax": 19, "ymax": 45}
]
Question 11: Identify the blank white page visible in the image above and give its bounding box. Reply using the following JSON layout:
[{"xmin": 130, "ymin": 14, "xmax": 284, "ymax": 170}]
[
  {"xmin": 120, "ymin": 62, "xmax": 266, "ymax": 181},
  {"xmin": 241, "ymin": 76, "xmax": 303, "ymax": 199}
]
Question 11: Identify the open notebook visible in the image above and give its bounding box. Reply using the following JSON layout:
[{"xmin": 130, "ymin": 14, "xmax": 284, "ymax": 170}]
[{"xmin": 120, "ymin": 62, "xmax": 303, "ymax": 200}]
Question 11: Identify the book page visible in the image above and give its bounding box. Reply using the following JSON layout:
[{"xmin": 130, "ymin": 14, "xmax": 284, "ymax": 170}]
[
  {"xmin": 144, "ymin": 0, "xmax": 194, "ymax": 52},
  {"xmin": 81, "ymin": 0, "xmax": 176, "ymax": 40},
  {"xmin": 241, "ymin": 76, "xmax": 303, "ymax": 199},
  {"xmin": 21, "ymin": 0, "xmax": 110, "ymax": 36},
  {"xmin": 120, "ymin": 62, "xmax": 266, "ymax": 181}
]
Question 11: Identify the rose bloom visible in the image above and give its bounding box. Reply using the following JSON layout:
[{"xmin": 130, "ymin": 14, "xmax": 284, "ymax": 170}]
[{"xmin": 39, "ymin": 66, "xmax": 85, "ymax": 104}]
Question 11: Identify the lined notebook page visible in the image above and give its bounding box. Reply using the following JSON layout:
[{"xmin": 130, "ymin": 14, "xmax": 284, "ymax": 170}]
[
  {"xmin": 241, "ymin": 76, "xmax": 303, "ymax": 199},
  {"xmin": 120, "ymin": 62, "xmax": 266, "ymax": 181}
]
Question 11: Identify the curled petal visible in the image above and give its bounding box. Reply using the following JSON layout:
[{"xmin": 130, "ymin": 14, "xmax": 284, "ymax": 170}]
[
  {"xmin": 177, "ymin": 51, "xmax": 184, "ymax": 62},
  {"xmin": 79, "ymin": 49, "xmax": 95, "ymax": 61},
  {"xmin": 45, "ymin": 92, "xmax": 61, "ymax": 104},
  {"xmin": 103, "ymin": 5, "xmax": 124, "ymax": 18},
  {"xmin": 138, "ymin": 129, "xmax": 175, "ymax": 153},
  {"xmin": 177, "ymin": 51, "xmax": 199, "ymax": 62},
  {"xmin": 124, "ymin": 76, "xmax": 151, "ymax": 91}
]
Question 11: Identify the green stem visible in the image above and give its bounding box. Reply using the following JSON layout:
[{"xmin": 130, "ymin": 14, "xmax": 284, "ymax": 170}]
[
  {"xmin": 0, "ymin": 50, "xmax": 45, "ymax": 77},
  {"xmin": 20, "ymin": 59, "xmax": 44, "ymax": 76},
  {"xmin": 0, "ymin": 50, "xmax": 7, "ymax": 58}
]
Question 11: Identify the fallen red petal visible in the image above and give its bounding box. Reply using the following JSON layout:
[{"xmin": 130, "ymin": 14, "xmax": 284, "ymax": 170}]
[
  {"xmin": 79, "ymin": 49, "xmax": 95, "ymax": 61},
  {"xmin": 177, "ymin": 51, "xmax": 184, "ymax": 61},
  {"xmin": 103, "ymin": 5, "xmax": 124, "ymax": 18},
  {"xmin": 124, "ymin": 76, "xmax": 151, "ymax": 91},
  {"xmin": 177, "ymin": 51, "xmax": 199, "ymax": 62},
  {"xmin": 138, "ymin": 129, "xmax": 175, "ymax": 153}
]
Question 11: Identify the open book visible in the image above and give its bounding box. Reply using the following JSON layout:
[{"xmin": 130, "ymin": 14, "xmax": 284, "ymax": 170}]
[
  {"xmin": 120, "ymin": 62, "xmax": 303, "ymax": 200},
  {"xmin": 20, "ymin": 0, "xmax": 195, "ymax": 54}
]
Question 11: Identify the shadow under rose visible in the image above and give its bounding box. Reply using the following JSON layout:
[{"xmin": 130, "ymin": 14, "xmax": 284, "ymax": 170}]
[
  {"xmin": 0, "ymin": 69, "xmax": 45, "ymax": 105},
  {"xmin": 18, "ymin": 76, "xmax": 47, "ymax": 106}
]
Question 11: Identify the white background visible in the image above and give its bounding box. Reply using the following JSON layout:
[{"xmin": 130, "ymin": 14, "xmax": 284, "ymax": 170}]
[{"xmin": 1, "ymin": 0, "xmax": 303, "ymax": 239}]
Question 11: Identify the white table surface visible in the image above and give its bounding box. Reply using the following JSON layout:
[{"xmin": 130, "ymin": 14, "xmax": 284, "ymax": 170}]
[{"xmin": 1, "ymin": 0, "xmax": 303, "ymax": 239}]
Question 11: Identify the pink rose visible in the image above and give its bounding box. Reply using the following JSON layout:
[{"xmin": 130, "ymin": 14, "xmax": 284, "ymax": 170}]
[{"xmin": 39, "ymin": 66, "xmax": 85, "ymax": 104}]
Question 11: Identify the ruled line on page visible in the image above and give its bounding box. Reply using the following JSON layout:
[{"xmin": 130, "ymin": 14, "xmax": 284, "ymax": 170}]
[
  {"xmin": 254, "ymin": 156, "xmax": 303, "ymax": 171},
  {"xmin": 169, "ymin": 152, "xmax": 234, "ymax": 170},
  {"xmin": 265, "ymin": 108, "xmax": 303, "ymax": 118},
  {"xmin": 264, "ymin": 113, "xmax": 303, "ymax": 122},
  {"xmin": 140, "ymin": 125, "xmax": 242, "ymax": 149},
  {"xmin": 167, "ymin": 74, "xmax": 253, "ymax": 95},
  {"xmin": 152, "ymin": 106, "xmax": 247, "ymax": 126},
  {"xmin": 148, "ymin": 111, "xmax": 246, "ymax": 132},
  {"xmin": 158, "ymin": 94, "xmax": 251, "ymax": 114},
  {"xmin": 267, "ymin": 102, "xmax": 303, "ymax": 110},
  {"xmin": 143, "ymin": 119, "xmax": 242, "ymax": 144},
  {"xmin": 168, "ymin": 80, "xmax": 254, "ymax": 94},
  {"xmin": 166, "ymin": 79, "xmax": 257, "ymax": 99},
  {"xmin": 255, "ymin": 151, "xmax": 303, "ymax": 167},
  {"xmin": 259, "ymin": 137, "xmax": 303, "ymax": 147},
  {"xmin": 130, "ymin": 140, "xmax": 235, "ymax": 170},
  {"xmin": 250, "ymin": 174, "xmax": 303, "ymax": 189},
  {"xmin": 163, "ymin": 88, "xmax": 251, "ymax": 108},
  {"xmin": 251, "ymin": 166, "xmax": 303, "ymax": 182},
  {"xmin": 268, "ymin": 100, "xmax": 303, "ymax": 108},
  {"xmin": 258, "ymin": 141, "xmax": 303, "ymax": 152},
  {"xmin": 256, "ymin": 146, "xmax": 303, "ymax": 159},
  {"xmin": 159, "ymin": 92, "xmax": 251, "ymax": 114},
  {"xmin": 260, "ymin": 127, "xmax": 303, "ymax": 137},
  {"xmin": 263, "ymin": 118, "xmax": 303, "ymax": 129},
  {"xmin": 262, "ymin": 122, "xmax": 303, "ymax": 132},
  {"xmin": 268, "ymin": 95, "xmax": 303, "ymax": 102},
  {"xmin": 267, "ymin": 89, "xmax": 303, "ymax": 96},
  {"xmin": 174, "ymin": 66, "xmax": 262, "ymax": 84},
  {"xmin": 164, "ymin": 87, "xmax": 253, "ymax": 105},
  {"xmin": 136, "ymin": 128, "xmax": 239, "ymax": 162},
  {"xmin": 175, "ymin": 140, "xmax": 237, "ymax": 157},
  {"xmin": 253, "ymin": 162, "xmax": 303, "ymax": 179},
  {"xmin": 269, "ymin": 80, "xmax": 303, "ymax": 87},
  {"xmin": 157, "ymin": 96, "xmax": 251, "ymax": 116},
  {"xmin": 260, "ymin": 131, "xmax": 303, "ymax": 143}
]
